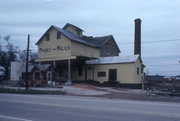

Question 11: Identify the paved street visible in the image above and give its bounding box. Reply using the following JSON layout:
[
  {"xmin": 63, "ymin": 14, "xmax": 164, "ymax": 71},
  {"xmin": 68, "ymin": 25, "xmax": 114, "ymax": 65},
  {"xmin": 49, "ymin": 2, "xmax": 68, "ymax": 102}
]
[{"xmin": 0, "ymin": 94, "xmax": 180, "ymax": 121}]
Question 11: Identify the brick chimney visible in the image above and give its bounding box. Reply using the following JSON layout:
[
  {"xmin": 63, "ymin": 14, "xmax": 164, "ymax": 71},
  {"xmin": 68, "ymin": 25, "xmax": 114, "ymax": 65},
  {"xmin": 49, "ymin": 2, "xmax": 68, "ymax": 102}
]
[{"xmin": 134, "ymin": 18, "xmax": 141, "ymax": 56}]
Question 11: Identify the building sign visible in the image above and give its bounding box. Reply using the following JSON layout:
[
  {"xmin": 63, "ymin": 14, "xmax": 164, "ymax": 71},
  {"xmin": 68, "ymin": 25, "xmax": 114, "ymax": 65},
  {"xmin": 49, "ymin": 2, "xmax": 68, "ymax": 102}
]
[
  {"xmin": 57, "ymin": 45, "xmax": 70, "ymax": 51},
  {"xmin": 39, "ymin": 45, "xmax": 70, "ymax": 53}
]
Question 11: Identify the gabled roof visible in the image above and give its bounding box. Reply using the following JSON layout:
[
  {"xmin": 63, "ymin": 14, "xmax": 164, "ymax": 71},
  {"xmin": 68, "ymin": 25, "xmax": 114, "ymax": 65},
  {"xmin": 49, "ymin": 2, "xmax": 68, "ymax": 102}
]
[
  {"xmin": 82, "ymin": 35, "xmax": 120, "ymax": 52},
  {"xmin": 35, "ymin": 25, "xmax": 97, "ymax": 47},
  {"xmin": 82, "ymin": 35, "xmax": 111, "ymax": 47},
  {"xmin": 53, "ymin": 26, "xmax": 87, "ymax": 45},
  {"xmin": 21, "ymin": 64, "xmax": 52, "ymax": 73},
  {"xmin": 86, "ymin": 55, "xmax": 140, "ymax": 65},
  {"xmin": 21, "ymin": 65, "xmax": 35, "ymax": 73},
  {"xmin": 63, "ymin": 23, "xmax": 84, "ymax": 32},
  {"xmin": 35, "ymin": 24, "xmax": 120, "ymax": 51},
  {"xmin": 36, "ymin": 64, "xmax": 52, "ymax": 71}
]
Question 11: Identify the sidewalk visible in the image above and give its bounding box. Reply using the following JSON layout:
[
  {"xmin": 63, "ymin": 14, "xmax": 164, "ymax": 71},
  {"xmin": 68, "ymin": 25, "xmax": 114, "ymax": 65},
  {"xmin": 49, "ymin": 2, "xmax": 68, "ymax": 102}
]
[
  {"xmin": 63, "ymin": 85, "xmax": 110, "ymax": 95},
  {"xmin": 2, "ymin": 85, "xmax": 110, "ymax": 96},
  {"xmin": 2, "ymin": 86, "xmax": 60, "ymax": 90}
]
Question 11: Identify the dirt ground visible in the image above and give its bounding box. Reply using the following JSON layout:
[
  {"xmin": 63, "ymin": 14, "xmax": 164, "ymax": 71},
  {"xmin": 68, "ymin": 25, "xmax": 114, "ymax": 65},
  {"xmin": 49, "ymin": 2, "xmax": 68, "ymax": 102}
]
[
  {"xmin": 1, "ymin": 82, "xmax": 180, "ymax": 103},
  {"xmin": 71, "ymin": 83, "xmax": 180, "ymax": 103}
]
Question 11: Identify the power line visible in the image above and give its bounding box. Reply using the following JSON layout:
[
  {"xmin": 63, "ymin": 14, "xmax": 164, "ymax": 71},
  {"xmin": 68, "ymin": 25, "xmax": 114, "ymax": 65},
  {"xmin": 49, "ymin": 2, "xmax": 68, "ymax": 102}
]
[
  {"xmin": 120, "ymin": 39, "xmax": 180, "ymax": 45},
  {"xmin": 146, "ymin": 64, "xmax": 180, "ymax": 67}
]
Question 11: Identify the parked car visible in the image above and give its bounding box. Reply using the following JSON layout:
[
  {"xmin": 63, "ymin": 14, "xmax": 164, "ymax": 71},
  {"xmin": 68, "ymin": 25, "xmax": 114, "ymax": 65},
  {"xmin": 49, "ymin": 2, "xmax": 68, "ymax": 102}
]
[
  {"xmin": 163, "ymin": 76, "xmax": 170, "ymax": 81},
  {"xmin": 0, "ymin": 66, "xmax": 5, "ymax": 81},
  {"xmin": 0, "ymin": 72, "xmax": 5, "ymax": 81}
]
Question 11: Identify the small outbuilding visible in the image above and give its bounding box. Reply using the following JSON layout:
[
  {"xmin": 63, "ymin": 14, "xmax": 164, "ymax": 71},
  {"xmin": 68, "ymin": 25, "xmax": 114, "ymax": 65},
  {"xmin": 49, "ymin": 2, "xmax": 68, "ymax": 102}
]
[
  {"xmin": 86, "ymin": 55, "xmax": 144, "ymax": 88},
  {"xmin": 21, "ymin": 64, "xmax": 54, "ymax": 87}
]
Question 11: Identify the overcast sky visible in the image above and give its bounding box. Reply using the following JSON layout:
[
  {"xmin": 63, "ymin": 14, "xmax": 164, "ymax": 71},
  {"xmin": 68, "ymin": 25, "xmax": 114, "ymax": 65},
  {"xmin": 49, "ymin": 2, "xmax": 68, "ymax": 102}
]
[{"xmin": 0, "ymin": 0, "xmax": 180, "ymax": 76}]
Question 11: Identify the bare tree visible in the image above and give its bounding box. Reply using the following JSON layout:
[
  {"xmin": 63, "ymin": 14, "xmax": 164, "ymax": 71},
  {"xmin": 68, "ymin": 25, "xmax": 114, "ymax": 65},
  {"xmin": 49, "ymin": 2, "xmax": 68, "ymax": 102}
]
[
  {"xmin": 19, "ymin": 50, "xmax": 37, "ymax": 65},
  {"xmin": 0, "ymin": 35, "xmax": 19, "ymax": 79}
]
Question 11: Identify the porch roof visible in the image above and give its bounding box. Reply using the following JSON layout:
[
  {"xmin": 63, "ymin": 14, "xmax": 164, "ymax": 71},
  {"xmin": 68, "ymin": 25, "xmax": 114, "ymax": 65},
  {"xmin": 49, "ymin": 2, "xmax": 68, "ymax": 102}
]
[{"xmin": 35, "ymin": 56, "xmax": 77, "ymax": 62}]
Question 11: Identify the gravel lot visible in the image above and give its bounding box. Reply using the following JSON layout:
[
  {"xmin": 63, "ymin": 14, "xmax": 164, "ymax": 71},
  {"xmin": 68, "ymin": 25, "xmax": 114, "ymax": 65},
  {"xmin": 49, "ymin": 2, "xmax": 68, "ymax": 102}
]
[{"xmin": 69, "ymin": 84, "xmax": 180, "ymax": 103}]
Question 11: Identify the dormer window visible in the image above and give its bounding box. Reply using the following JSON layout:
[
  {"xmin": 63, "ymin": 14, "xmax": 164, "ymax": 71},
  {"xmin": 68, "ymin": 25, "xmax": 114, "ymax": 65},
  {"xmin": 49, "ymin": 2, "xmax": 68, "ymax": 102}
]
[
  {"xmin": 63, "ymin": 23, "xmax": 83, "ymax": 37},
  {"xmin": 46, "ymin": 34, "xmax": 50, "ymax": 41},
  {"xmin": 57, "ymin": 32, "xmax": 61, "ymax": 39},
  {"xmin": 77, "ymin": 31, "xmax": 81, "ymax": 36}
]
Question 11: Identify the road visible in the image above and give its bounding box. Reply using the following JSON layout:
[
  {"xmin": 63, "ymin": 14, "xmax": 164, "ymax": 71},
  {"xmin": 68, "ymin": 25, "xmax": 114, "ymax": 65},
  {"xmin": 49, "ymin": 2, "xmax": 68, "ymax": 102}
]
[{"xmin": 0, "ymin": 94, "xmax": 180, "ymax": 121}]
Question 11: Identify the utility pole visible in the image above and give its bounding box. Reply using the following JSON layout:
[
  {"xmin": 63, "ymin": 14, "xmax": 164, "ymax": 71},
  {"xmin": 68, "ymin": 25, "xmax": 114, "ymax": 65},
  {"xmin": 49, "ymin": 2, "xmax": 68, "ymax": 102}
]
[{"xmin": 25, "ymin": 34, "xmax": 30, "ymax": 90}]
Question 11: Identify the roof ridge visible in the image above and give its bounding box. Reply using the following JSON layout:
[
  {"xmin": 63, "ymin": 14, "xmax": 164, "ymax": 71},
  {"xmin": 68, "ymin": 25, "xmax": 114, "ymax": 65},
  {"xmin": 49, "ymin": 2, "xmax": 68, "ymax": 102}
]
[
  {"xmin": 35, "ymin": 25, "xmax": 116, "ymax": 49},
  {"xmin": 53, "ymin": 26, "xmax": 99, "ymax": 48},
  {"xmin": 63, "ymin": 23, "xmax": 84, "ymax": 31},
  {"xmin": 93, "ymin": 35, "xmax": 112, "ymax": 38}
]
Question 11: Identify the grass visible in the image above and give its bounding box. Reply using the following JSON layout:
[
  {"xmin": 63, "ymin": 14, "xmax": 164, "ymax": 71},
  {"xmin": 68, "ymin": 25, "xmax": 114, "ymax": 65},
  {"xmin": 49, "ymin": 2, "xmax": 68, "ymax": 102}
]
[{"xmin": 0, "ymin": 88, "xmax": 66, "ymax": 95}]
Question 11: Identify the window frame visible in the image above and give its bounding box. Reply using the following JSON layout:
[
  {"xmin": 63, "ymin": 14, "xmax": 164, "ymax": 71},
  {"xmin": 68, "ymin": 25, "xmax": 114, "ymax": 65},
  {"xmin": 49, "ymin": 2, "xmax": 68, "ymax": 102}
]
[
  {"xmin": 97, "ymin": 72, "xmax": 106, "ymax": 77},
  {"xmin": 141, "ymin": 66, "xmax": 143, "ymax": 73},
  {"xmin": 137, "ymin": 67, "xmax": 139, "ymax": 75},
  {"xmin": 46, "ymin": 34, "xmax": 50, "ymax": 41},
  {"xmin": 57, "ymin": 32, "xmax": 61, "ymax": 39}
]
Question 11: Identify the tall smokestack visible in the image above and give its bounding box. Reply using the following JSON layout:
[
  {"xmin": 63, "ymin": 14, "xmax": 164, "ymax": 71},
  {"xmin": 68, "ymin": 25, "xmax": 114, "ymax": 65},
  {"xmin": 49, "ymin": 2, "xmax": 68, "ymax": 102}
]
[{"xmin": 134, "ymin": 18, "xmax": 141, "ymax": 56}]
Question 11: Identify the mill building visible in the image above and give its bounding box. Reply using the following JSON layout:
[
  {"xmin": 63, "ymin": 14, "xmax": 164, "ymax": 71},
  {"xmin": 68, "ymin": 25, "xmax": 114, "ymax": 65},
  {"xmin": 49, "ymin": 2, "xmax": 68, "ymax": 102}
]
[{"xmin": 32, "ymin": 19, "xmax": 144, "ymax": 88}]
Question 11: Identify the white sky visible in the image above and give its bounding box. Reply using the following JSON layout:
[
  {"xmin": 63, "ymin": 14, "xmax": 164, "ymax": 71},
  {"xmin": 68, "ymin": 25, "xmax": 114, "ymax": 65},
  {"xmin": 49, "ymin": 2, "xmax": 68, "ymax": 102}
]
[{"xmin": 0, "ymin": 0, "xmax": 180, "ymax": 76}]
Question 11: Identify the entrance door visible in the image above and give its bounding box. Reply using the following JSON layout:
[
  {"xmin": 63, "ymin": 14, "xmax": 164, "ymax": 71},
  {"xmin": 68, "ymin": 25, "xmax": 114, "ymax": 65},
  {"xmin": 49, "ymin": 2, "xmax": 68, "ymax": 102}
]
[
  {"xmin": 47, "ymin": 72, "xmax": 52, "ymax": 84},
  {"xmin": 108, "ymin": 69, "xmax": 117, "ymax": 82}
]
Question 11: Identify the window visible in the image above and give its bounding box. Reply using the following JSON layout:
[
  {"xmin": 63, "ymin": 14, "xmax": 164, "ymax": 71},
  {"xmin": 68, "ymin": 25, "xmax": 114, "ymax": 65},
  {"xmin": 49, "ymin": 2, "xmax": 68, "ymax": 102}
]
[
  {"xmin": 141, "ymin": 67, "xmax": 143, "ymax": 73},
  {"xmin": 78, "ymin": 65, "xmax": 83, "ymax": 76},
  {"xmin": 77, "ymin": 31, "xmax": 81, "ymax": 36},
  {"xmin": 57, "ymin": 32, "xmax": 61, "ymax": 39},
  {"xmin": 46, "ymin": 34, "xmax": 50, "ymax": 41},
  {"xmin": 97, "ymin": 72, "xmax": 106, "ymax": 77},
  {"xmin": 35, "ymin": 72, "xmax": 40, "ymax": 79},
  {"xmin": 137, "ymin": 67, "xmax": 139, "ymax": 75}
]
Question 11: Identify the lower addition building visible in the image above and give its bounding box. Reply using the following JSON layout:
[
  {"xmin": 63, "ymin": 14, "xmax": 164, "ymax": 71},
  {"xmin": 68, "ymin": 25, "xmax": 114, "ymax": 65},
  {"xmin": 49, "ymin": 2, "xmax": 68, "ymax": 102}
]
[
  {"xmin": 86, "ymin": 55, "xmax": 144, "ymax": 88},
  {"xmin": 33, "ymin": 21, "xmax": 145, "ymax": 88}
]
